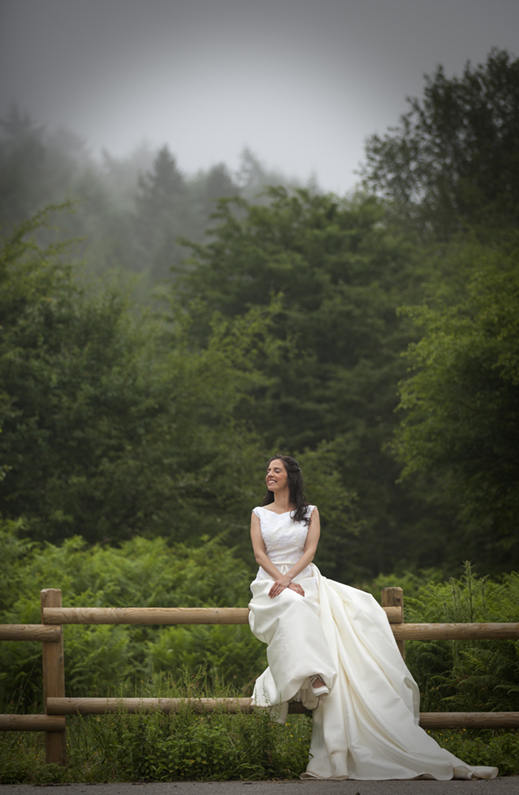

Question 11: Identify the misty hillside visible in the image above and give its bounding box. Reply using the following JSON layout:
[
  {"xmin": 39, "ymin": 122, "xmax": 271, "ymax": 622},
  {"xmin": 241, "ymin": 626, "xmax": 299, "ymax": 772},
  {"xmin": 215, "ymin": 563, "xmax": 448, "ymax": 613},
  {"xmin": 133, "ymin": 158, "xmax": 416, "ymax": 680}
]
[{"xmin": 0, "ymin": 104, "xmax": 300, "ymax": 297}]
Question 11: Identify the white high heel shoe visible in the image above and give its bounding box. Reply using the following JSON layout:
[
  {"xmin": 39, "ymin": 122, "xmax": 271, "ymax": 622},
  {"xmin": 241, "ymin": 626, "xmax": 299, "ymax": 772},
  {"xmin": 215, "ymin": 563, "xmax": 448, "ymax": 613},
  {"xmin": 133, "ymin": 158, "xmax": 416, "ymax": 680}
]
[{"xmin": 310, "ymin": 675, "xmax": 329, "ymax": 706}]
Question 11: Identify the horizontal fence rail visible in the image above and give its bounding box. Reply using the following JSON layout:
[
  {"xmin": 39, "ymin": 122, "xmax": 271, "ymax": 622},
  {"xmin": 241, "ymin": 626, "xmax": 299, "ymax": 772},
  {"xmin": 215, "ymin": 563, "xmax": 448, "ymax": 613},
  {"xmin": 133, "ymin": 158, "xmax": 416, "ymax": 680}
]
[
  {"xmin": 4, "ymin": 619, "xmax": 518, "ymax": 644},
  {"xmin": 45, "ymin": 698, "xmax": 519, "ymax": 729},
  {"xmin": 48, "ymin": 697, "xmax": 258, "ymax": 715},
  {"xmin": 42, "ymin": 605, "xmax": 404, "ymax": 625},
  {"xmin": 392, "ymin": 622, "xmax": 519, "ymax": 640},
  {"xmin": 42, "ymin": 606, "xmax": 251, "ymax": 625},
  {"xmin": 0, "ymin": 624, "xmax": 61, "ymax": 641},
  {"xmin": 0, "ymin": 714, "xmax": 66, "ymax": 731},
  {"xmin": 419, "ymin": 713, "xmax": 519, "ymax": 730}
]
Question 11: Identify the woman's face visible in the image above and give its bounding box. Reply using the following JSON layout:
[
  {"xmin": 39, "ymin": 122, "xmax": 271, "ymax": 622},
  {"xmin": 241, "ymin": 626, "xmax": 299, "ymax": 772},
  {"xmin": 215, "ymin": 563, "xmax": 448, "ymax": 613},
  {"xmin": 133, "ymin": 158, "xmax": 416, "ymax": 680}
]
[{"xmin": 266, "ymin": 459, "xmax": 288, "ymax": 493}]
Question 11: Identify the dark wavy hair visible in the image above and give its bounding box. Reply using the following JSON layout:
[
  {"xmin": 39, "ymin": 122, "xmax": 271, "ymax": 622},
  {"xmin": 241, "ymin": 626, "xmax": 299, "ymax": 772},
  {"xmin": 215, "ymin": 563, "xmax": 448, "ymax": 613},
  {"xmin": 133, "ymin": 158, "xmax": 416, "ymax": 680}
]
[{"xmin": 262, "ymin": 454, "xmax": 310, "ymax": 525}]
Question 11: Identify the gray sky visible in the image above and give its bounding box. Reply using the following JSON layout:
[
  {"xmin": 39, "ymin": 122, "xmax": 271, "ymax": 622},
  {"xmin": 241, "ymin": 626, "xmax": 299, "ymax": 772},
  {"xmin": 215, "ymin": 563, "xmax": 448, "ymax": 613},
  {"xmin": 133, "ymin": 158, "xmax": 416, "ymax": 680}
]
[{"xmin": 1, "ymin": 0, "xmax": 518, "ymax": 193}]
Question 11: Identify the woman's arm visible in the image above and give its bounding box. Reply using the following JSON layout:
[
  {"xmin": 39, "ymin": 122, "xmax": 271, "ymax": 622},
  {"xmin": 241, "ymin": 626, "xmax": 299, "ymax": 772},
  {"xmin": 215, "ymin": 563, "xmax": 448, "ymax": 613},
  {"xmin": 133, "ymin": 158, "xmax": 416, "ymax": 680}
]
[
  {"xmin": 268, "ymin": 507, "xmax": 321, "ymax": 597},
  {"xmin": 250, "ymin": 512, "xmax": 285, "ymax": 582}
]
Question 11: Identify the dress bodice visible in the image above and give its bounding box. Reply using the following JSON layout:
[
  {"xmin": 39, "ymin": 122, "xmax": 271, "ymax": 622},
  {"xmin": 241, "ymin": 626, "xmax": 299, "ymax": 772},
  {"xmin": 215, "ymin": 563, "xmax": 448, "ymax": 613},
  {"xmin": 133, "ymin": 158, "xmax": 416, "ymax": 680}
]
[{"xmin": 252, "ymin": 505, "xmax": 315, "ymax": 574}]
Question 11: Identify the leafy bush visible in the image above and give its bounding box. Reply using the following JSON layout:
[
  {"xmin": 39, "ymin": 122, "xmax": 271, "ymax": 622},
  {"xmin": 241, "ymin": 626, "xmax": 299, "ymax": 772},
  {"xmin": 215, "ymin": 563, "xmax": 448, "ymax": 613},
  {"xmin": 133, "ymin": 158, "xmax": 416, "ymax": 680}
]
[
  {"xmin": 403, "ymin": 563, "xmax": 519, "ymax": 712},
  {"xmin": 427, "ymin": 730, "xmax": 519, "ymax": 777},
  {"xmin": 0, "ymin": 671, "xmax": 311, "ymax": 783},
  {"xmin": 0, "ymin": 524, "xmax": 264, "ymax": 710}
]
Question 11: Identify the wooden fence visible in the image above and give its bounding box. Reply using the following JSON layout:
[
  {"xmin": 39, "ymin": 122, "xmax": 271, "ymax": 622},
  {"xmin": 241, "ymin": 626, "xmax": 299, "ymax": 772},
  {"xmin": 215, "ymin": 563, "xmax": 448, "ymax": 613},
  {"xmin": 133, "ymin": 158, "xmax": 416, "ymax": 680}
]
[{"xmin": 1, "ymin": 586, "xmax": 519, "ymax": 766}]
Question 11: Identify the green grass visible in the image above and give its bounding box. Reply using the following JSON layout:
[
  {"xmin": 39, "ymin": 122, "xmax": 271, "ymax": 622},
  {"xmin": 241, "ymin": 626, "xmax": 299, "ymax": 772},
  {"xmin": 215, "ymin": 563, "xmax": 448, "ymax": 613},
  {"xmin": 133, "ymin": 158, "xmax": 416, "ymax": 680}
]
[
  {"xmin": 2, "ymin": 719, "xmax": 518, "ymax": 783},
  {"xmin": 0, "ymin": 711, "xmax": 312, "ymax": 784},
  {"xmin": 427, "ymin": 729, "xmax": 519, "ymax": 776},
  {"xmin": 0, "ymin": 671, "xmax": 312, "ymax": 784}
]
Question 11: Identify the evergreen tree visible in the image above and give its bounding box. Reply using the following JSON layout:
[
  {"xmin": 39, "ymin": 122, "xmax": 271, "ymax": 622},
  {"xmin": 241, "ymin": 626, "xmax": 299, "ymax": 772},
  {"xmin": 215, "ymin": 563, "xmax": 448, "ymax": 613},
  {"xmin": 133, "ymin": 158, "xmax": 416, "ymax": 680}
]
[
  {"xmin": 203, "ymin": 163, "xmax": 240, "ymax": 215},
  {"xmin": 133, "ymin": 145, "xmax": 199, "ymax": 281}
]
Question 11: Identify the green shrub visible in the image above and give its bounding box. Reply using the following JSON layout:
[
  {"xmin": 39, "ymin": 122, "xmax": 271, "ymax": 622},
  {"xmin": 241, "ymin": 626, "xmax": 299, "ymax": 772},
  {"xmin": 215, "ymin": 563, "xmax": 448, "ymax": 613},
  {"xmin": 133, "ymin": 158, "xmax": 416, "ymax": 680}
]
[
  {"xmin": 403, "ymin": 563, "xmax": 519, "ymax": 712},
  {"xmin": 0, "ymin": 526, "xmax": 264, "ymax": 710},
  {"xmin": 0, "ymin": 671, "xmax": 311, "ymax": 783},
  {"xmin": 428, "ymin": 729, "xmax": 519, "ymax": 777}
]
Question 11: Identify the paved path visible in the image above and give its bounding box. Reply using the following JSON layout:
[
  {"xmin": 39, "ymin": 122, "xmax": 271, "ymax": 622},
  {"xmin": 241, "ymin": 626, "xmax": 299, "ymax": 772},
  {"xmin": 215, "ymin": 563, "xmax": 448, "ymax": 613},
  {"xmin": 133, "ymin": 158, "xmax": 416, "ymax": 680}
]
[{"xmin": 3, "ymin": 780, "xmax": 517, "ymax": 795}]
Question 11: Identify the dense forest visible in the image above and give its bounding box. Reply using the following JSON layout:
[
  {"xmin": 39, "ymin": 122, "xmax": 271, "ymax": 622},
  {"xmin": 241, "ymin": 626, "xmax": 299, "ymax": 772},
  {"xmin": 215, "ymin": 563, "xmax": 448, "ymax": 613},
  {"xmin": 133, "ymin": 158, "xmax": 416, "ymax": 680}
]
[{"xmin": 1, "ymin": 47, "xmax": 518, "ymax": 636}]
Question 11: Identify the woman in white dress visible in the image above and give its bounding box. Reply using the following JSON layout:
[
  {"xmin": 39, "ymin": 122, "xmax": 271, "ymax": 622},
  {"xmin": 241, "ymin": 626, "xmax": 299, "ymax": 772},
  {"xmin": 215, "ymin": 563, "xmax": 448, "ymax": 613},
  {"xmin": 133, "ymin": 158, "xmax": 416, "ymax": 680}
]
[{"xmin": 248, "ymin": 454, "xmax": 498, "ymax": 781}]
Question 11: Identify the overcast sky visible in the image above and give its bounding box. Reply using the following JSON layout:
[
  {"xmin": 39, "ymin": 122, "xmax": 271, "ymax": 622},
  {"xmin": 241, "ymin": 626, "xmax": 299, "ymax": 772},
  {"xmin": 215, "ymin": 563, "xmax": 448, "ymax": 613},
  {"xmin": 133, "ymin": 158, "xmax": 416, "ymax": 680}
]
[{"xmin": 1, "ymin": 0, "xmax": 518, "ymax": 193}]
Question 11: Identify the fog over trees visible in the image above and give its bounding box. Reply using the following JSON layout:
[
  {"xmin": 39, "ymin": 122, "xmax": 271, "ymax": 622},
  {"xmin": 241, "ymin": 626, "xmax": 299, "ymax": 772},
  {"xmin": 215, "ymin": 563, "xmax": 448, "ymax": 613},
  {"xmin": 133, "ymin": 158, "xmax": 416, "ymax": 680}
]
[{"xmin": 0, "ymin": 107, "xmax": 291, "ymax": 293}]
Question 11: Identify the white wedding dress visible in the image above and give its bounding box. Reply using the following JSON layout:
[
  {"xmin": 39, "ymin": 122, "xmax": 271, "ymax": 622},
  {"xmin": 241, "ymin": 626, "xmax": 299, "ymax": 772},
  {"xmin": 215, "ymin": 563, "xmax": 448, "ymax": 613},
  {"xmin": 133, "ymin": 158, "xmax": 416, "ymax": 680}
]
[{"xmin": 248, "ymin": 505, "xmax": 498, "ymax": 781}]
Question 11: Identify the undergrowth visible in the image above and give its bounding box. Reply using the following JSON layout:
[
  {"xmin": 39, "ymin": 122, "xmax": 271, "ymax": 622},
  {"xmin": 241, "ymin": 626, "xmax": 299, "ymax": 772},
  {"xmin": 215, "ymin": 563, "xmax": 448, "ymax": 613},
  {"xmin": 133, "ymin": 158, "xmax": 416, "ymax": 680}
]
[
  {"xmin": 2, "ymin": 719, "xmax": 518, "ymax": 783},
  {"xmin": 0, "ymin": 669, "xmax": 311, "ymax": 784},
  {"xmin": 404, "ymin": 563, "xmax": 519, "ymax": 713},
  {"xmin": 426, "ymin": 729, "xmax": 519, "ymax": 777}
]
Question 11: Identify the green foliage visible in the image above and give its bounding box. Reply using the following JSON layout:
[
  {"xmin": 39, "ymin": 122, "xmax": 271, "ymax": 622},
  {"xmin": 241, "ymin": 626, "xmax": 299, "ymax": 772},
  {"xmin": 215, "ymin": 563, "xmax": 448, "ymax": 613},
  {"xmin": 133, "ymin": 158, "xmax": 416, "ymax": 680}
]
[
  {"xmin": 428, "ymin": 729, "xmax": 519, "ymax": 777},
  {"xmin": 77, "ymin": 677, "xmax": 310, "ymax": 782},
  {"xmin": 357, "ymin": 566, "xmax": 446, "ymax": 601},
  {"xmin": 0, "ymin": 675, "xmax": 312, "ymax": 783},
  {"xmin": 174, "ymin": 186, "xmax": 460, "ymax": 578},
  {"xmin": 0, "ymin": 106, "xmax": 82, "ymax": 229},
  {"xmin": 0, "ymin": 516, "xmax": 33, "ymax": 612},
  {"xmin": 147, "ymin": 625, "xmax": 266, "ymax": 690},
  {"xmin": 0, "ymin": 211, "xmax": 271, "ymax": 547},
  {"xmin": 404, "ymin": 563, "xmax": 519, "ymax": 713},
  {"xmin": 0, "ymin": 525, "xmax": 264, "ymax": 710},
  {"xmin": 2, "ymin": 719, "xmax": 518, "ymax": 783},
  {"xmin": 175, "ymin": 188, "xmax": 415, "ymax": 443},
  {"xmin": 363, "ymin": 48, "xmax": 519, "ymax": 240},
  {"xmin": 395, "ymin": 241, "xmax": 519, "ymax": 568}
]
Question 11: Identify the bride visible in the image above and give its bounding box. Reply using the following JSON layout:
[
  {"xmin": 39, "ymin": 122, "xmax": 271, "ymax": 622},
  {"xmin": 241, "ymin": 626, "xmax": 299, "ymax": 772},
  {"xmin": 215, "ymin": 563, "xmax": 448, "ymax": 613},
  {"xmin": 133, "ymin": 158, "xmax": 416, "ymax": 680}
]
[{"xmin": 248, "ymin": 454, "xmax": 498, "ymax": 781}]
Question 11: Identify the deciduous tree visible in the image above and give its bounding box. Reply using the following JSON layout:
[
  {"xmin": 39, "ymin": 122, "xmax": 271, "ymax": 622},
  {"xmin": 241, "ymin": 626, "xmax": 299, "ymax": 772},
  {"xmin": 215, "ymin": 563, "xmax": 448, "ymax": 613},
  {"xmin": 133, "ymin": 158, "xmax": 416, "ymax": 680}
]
[
  {"xmin": 175, "ymin": 188, "xmax": 453, "ymax": 577},
  {"xmin": 363, "ymin": 49, "xmax": 519, "ymax": 240},
  {"xmin": 394, "ymin": 242, "xmax": 519, "ymax": 568}
]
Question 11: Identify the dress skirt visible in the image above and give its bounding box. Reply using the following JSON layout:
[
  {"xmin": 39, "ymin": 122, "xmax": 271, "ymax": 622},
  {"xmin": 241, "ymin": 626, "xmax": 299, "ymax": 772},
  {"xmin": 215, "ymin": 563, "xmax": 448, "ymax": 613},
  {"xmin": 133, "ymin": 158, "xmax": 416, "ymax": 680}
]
[
  {"xmin": 248, "ymin": 563, "xmax": 498, "ymax": 781},
  {"xmin": 249, "ymin": 562, "xmax": 336, "ymax": 723}
]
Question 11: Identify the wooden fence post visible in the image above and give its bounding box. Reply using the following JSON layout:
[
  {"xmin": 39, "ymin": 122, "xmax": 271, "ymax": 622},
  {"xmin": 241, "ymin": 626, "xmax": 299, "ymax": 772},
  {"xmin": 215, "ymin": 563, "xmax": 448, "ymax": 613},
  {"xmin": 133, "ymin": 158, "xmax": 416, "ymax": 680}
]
[
  {"xmin": 381, "ymin": 586, "xmax": 405, "ymax": 660},
  {"xmin": 41, "ymin": 589, "xmax": 66, "ymax": 766}
]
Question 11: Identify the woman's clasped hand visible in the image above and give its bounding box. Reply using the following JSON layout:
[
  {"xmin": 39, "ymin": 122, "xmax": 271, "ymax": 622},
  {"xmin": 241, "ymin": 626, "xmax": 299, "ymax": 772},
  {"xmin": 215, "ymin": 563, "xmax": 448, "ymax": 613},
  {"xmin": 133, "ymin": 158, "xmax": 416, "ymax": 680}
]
[{"xmin": 268, "ymin": 574, "xmax": 305, "ymax": 598}]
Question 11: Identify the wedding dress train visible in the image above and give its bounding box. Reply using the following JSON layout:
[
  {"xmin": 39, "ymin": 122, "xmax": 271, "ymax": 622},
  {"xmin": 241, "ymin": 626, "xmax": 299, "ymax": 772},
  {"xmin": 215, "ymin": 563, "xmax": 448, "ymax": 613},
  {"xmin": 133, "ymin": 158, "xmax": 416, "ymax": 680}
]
[{"xmin": 248, "ymin": 505, "xmax": 498, "ymax": 781}]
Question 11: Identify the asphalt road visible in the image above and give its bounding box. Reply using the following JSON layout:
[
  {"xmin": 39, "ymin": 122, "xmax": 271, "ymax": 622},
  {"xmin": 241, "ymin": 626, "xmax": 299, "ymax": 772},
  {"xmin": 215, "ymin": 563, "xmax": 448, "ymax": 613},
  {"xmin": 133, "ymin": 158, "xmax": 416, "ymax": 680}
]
[{"xmin": 2, "ymin": 780, "xmax": 517, "ymax": 795}]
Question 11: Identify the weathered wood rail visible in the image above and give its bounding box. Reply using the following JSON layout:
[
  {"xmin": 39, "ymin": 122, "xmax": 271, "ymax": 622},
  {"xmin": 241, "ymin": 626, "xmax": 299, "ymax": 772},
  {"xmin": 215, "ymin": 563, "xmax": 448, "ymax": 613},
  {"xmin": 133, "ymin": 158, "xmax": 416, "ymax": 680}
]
[{"xmin": 1, "ymin": 586, "xmax": 519, "ymax": 766}]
